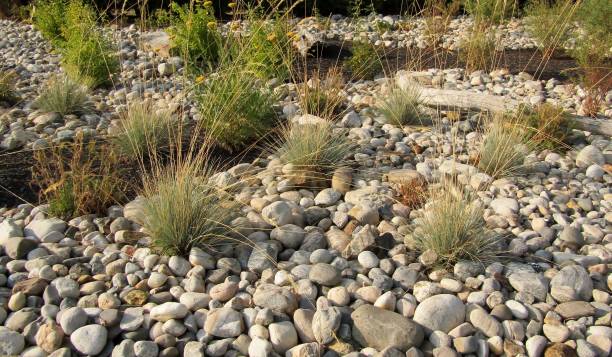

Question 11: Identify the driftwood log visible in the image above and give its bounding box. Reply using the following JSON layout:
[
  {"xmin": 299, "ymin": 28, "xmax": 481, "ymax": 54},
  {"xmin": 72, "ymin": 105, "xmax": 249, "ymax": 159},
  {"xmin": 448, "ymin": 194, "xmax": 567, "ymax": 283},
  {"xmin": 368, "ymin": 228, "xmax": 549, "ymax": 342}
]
[{"xmin": 414, "ymin": 87, "xmax": 612, "ymax": 137}]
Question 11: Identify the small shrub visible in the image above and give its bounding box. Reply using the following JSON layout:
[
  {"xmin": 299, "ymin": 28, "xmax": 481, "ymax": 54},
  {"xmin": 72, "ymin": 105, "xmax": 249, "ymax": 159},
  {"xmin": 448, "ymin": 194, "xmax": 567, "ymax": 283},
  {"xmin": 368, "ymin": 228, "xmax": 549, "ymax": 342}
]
[
  {"xmin": 142, "ymin": 159, "xmax": 241, "ymax": 256},
  {"xmin": 148, "ymin": 7, "xmax": 173, "ymax": 29},
  {"xmin": 233, "ymin": 16, "xmax": 294, "ymax": 82},
  {"xmin": 478, "ymin": 117, "xmax": 531, "ymax": 178},
  {"xmin": 411, "ymin": 187, "xmax": 501, "ymax": 267},
  {"xmin": 458, "ymin": 24, "xmax": 499, "ymax": 72},
  {"xmin": 345, "ymin": 42, "xmax": 383, "ymax": 80},
  {"xmin": 273, "ymin": 122, "xmax": 355, "ymax": 186},
  {"xmin": 32, "ymin": 137, "xmax": 126, "ymax": 219},
  {"xmin": 113, "ymin": 102, "xmax": 178, "ymax": 160},
  {"xmin": 377, "ymin": 84, "xmax": 422, "ymax": 126},
  {"xmin": 196, "ymin": 70, "xmax": 277, "ymax": 152},
  {"xmin": 0, "ymin": 71, "xmax": 19, "ymax": 105},
  {"xmin": 396, "ymin": 179, "xmax": 428, "ymax": 210},
  {"xmin": 524, "ymin": 0, "xmax": 575, "ymax": 57},
  {"xmin": 516, "ymin": 103, "xmax": 575, "ymax": 150},
  {"xmin": 571, "ymin": 0, "xmax": 612, "ymax": 106},
  {"xmin": 168, "ymin": 1, "xmax": 221, "ymax": 71},
  {"xmin": 33, "ymin": 76, "xmax": 92, "ymax": 115},
  {"xmin": 61, "ymin": 31, "xmax": 119, "ymax": 88},
  {"xmin": 298, "ymin": 67, "xmax": 345, "ymax": 119},
  {"xmin": 464, "ymin": 0, "xmax": 517, "ymax": 24},
  {"xmin": 32, "ymin": 0, "xmax": 67, "ymax": 44},
  {"xmin": 58, "ymin": 0, "xmax": 118, "ymax": 87}
]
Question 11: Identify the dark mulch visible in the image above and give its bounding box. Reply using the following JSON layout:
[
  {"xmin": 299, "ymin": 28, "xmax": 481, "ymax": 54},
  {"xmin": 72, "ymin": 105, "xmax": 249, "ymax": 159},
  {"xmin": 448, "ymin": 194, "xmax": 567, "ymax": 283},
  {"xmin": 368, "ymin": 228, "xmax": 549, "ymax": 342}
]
[{"xmin": 295, "ymin": 42, "xmax": 583, "ymax": 82}]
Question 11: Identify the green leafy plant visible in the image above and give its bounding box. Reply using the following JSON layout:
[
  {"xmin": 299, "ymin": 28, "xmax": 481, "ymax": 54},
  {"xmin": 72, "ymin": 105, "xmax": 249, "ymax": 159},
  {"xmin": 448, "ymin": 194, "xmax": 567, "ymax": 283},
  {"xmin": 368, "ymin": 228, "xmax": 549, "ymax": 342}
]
[
  {"xmin": 33, "ymin": 137, "xmax": 126, "ymax": 219},
  {"xmin": 168, "ymin": 1, "xmax": 221, "ymax": 71},
  {"xmin": 113, "ymin": 102, "xmax": 179, "ymax": 160},
  {"xmin": 478, "ymin": 116, "xmax": 532, "ymax": 178},
  {"xmin": 0, "ymin": 71, "xmax": 19, "ymax": 105},
  {"xmin": 464, "ymin": 0, "xmax": 518, "ymax": 24},
  {"xmin": 33, "ymin": 76, "xmax": 92, "ymax": 115},
  {"xmin": 32, "ymin": 0, "xmax": 67, "ymax": 44},
  {"xmin": 195, "ymin": 70, "xmax": 277, "ymax": 152},
  {"xmin": 377, "ymin": 84, "xmax": 422, "ymax": 126},
  {"xmin": 142, "ymin": 158, "xmax": 241, "ymax": 256},
  {"xmin": 411, "ymin": 187, "xmax": 501, "ymax": 267},
  {"xmin": 273, "ymin": 122, "xmax": 355, "ymax": 187},
  {"xmin": 345, "ymin": 41, "xmax": 383, "ymax": 80},
  {"xmin": 524, "ymin": 0, "xmax": 575, "ymax": 58}
]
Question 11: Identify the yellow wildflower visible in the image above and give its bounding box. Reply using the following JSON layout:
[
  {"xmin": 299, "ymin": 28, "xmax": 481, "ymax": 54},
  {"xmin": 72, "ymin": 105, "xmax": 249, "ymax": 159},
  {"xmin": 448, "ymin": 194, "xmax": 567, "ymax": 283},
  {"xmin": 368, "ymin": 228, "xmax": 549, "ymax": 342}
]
[
  {"xmin": 195, "ymin": 75, "xmax": 206, "ymax": 84},
  {"xmin": 207, "ymin": 21, "xmax": 217, "ymax": 29}
]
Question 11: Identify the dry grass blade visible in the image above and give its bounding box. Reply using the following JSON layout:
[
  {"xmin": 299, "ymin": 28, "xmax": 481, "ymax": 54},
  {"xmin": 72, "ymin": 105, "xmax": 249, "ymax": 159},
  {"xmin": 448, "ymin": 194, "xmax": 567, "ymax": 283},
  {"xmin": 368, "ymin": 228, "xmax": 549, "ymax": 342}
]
[{"xmin": 412, "ymin": 187, "xmax": 502, "ymax": 267}]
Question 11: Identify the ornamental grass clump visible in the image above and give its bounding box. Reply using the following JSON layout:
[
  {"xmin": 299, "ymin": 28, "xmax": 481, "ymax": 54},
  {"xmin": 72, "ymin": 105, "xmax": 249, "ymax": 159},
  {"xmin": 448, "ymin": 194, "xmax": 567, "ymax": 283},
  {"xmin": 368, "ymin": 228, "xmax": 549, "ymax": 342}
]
[
  {"xmin": 0, "ymin": 71, "xmax": 19, "ymax": 105},
  {"xmin": 478, "ymin": 116, "xmax": 532, "ymax": 178},
  {"xmin": 113, "ymin": 101, "xmax": 179, "ymax": 161},
  {"xmin": 412, "ymin": 187, "xmax": 501, "ymax": 267},
  {"xmin": 142, "ymin": 158, "xmax": 241, "ymax": 256},
  {"xmin": 195, "ymin": 69, "xmax": 277, "ymax": 152},
  {"xmin": 33, "ymin": 76, "xmax": 92, "ymax": 115},
  {"xmin": 377, "ymin": 84, "xmax": 422, "ymax": 126},
  {"xmin": 273, "ymin": 122, "xmax": 355, "ymax": 186}
]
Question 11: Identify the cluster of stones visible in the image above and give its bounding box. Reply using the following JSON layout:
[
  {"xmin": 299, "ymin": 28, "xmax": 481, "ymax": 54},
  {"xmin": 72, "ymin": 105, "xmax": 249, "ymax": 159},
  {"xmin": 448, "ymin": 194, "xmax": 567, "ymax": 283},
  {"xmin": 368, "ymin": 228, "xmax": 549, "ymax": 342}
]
[
  {"xmin": 279, "ymin": 15, "xmax": 540, "ymax": 51},
  {"xmin": 2, "ymin": 18, "xmax": 611, "ymax": 151},
  {"xmin": 1, "ymin": 96, "xmax": 611, "ymax": 356}
]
